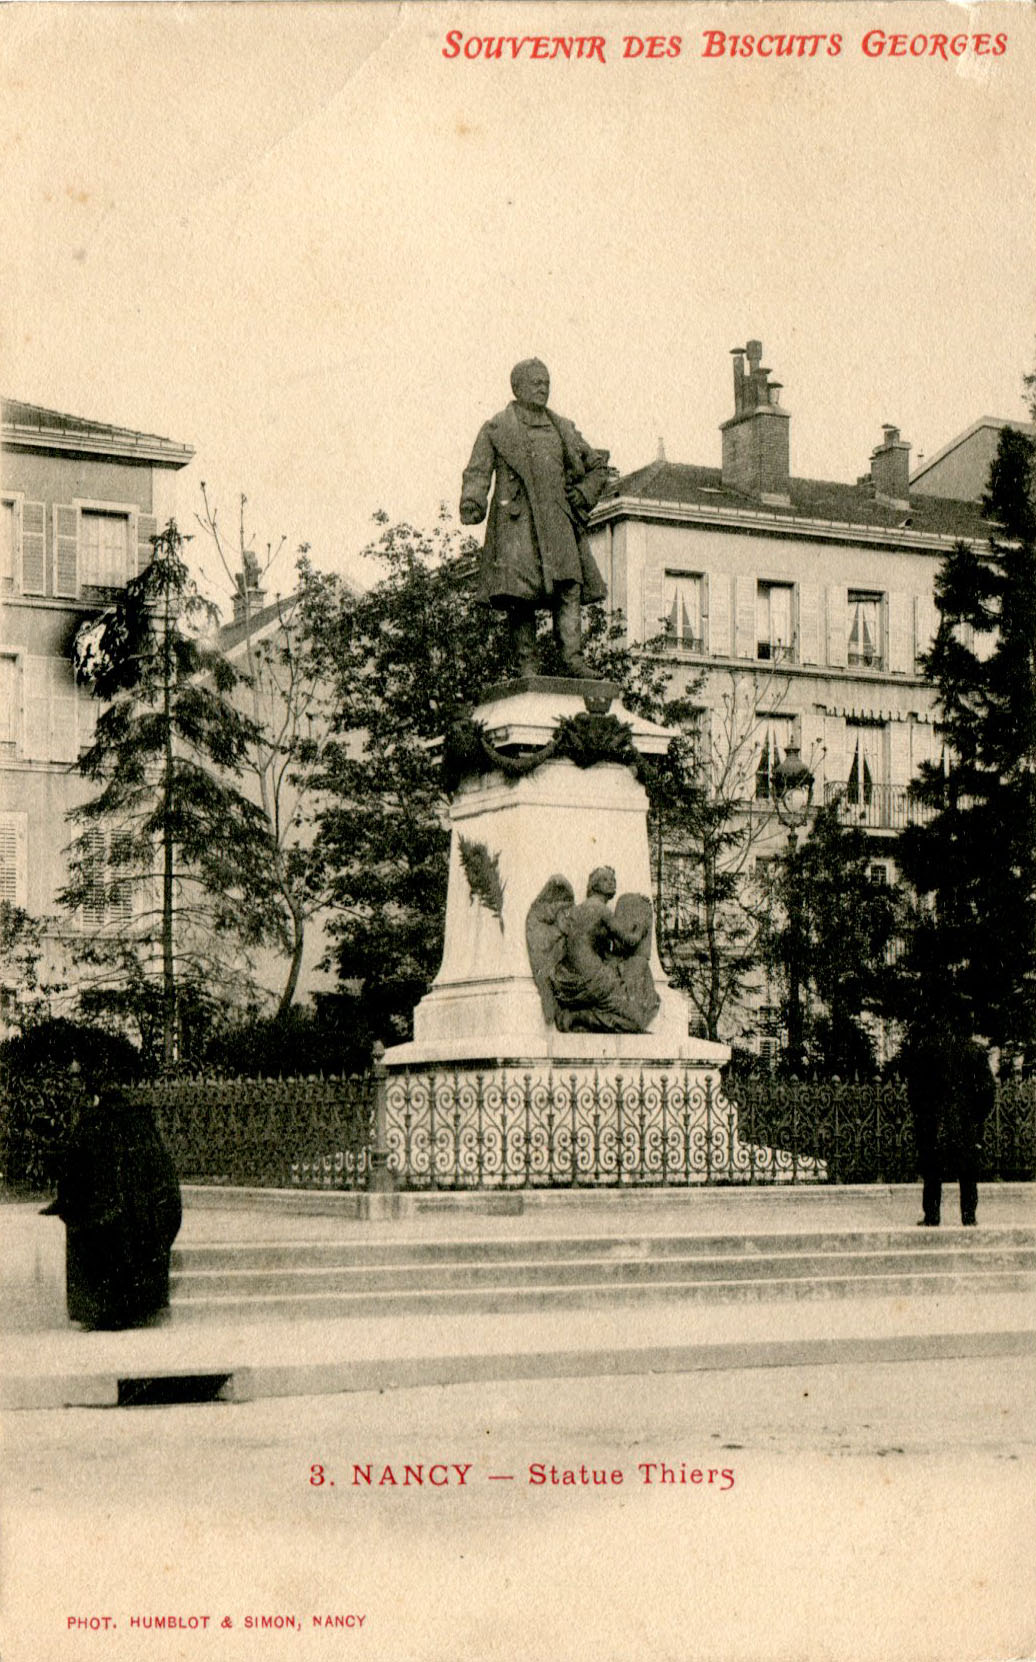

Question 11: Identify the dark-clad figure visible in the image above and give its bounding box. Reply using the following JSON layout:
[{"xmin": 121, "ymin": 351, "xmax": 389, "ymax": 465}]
[
  {"xmin": 43, "ymin": 1088, "xmax": 182, "ymax": 1328},
  {"xmin": 460, "ymin": 358, "xmax": 611, "ymax": 677},
  {"xmin": 550, "ymin": 867, "xmax": 660, "ymax": 1034},
  {"xmin": 899, "ymin": 1016, "xmax": 995, "ymax": 1227}
]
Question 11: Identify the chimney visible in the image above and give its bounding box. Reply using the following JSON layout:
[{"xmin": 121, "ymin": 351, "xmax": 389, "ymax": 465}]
[
  {"xmin": 232, "ymin": 550, "xmax": 266, "ymax": 625},
  {"xmin": 720, "ymin": 340, "xmax": 791, "ymax": 506},
  {"xmin": 869, "ymin": 424, "xmax": 911, "ymax": 509}
]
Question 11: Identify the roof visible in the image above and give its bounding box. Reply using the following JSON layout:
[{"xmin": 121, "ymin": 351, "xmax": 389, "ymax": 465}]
[
  {"xmin": 597, "ymin": 458, "xmax": 992, "ymax": 545},
  {"xmin": 219, "ymin": 594, "xmax": 299, "ymax": 653},
  {"xmin": 1, "ymin": 397, "xmax": 194, "ymax": 467},
  {"xmin": 909, "ymin": 415, "xmax": 1036, "ymax": 492}
]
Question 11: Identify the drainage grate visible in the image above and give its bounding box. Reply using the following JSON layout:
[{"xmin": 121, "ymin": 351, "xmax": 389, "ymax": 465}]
[{"xmin": 116, "ymin": 1373, "xmax": 234, "ymax": 1408}]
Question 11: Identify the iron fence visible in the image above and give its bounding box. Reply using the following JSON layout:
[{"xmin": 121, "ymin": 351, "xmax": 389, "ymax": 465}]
[
  {"xmin": 726, "ymin": 1075, "xmax": 1036, "ymax": 1185},
  {"xmin": 140, "ymin": 1075, "xmax": 375, "ymax": 1190},
  {"xmin": 383, "ymin": 1067, "xmax": 753, "ymax": 1190},
  {"xmin": 2, "ymin": 1068, "xmax": 1033, "ymax": 1194}
]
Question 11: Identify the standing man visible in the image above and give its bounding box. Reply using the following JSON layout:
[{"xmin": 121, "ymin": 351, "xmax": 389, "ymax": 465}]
[
  {"xmin": 900, "ymin": 1010, "xmax": 995, "ymax": 1227},
  {"xmin": 460, "ymin": 358, "xmax": 611, "ymax": 677}
]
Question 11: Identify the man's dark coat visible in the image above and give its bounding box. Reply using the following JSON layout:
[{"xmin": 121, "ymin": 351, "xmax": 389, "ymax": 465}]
[
  {"xmin": 45, "ymin": 1091, "xmax": 182, "ymax": 1329},
  {"xmin": 461, "ymin": 402, "xmax": 610, "ymax": 607}
]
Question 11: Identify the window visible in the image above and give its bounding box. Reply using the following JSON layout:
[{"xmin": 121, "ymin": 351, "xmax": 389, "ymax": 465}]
[
  {"xmin": 79, "ymin": 829, "xmax": 133, "ymax": 930},
  {"xmin": 848, "ymin": 591, "xmax": 884, "ymax": 668},
  {"xmin": 756, "ymin": 582, "xmax": 794, "ymax": 661},
  {"xmin": 0, "ymin": 814, "xmax": 28, "ymax": 908},
  {"xmin": 0, "ymin": 657, "xmax": 18, "ymax": 752},
  {"xmin": 1, "ymin": 500, "xmax": 16, "ymax": 590},
  {"xmin": 754, "ymin": 713, "xmax": 796, "ymax": 800},
  {"xmin": 846, "ymin": 722, "xmax": 886, "ymax": 809},
  {"xmin": 868, "ymin": 862, "xmax": 891, "ymax": 887},
  {"xmin": 664, "ymin": 572, "xmax": 704, "ymax": 651},
  {"xmin": 81, "ymin": 510, "xmax": 129, "ymax": 589}
]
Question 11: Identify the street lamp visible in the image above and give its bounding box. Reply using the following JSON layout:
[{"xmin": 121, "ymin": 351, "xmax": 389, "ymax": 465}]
[{"xmin": 773, "ymin": 743, "xmax": 814, "ymax": 1076}]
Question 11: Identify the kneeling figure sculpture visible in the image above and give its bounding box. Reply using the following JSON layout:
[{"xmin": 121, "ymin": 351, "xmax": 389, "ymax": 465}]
[{"xmin": 526, "ymin": 866, "xmax": 660, "ymax": 1035}]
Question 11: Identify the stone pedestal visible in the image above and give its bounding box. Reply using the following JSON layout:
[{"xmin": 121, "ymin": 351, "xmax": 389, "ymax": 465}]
[
  {"xmin": 377, "ymin": 679, "xmax": 763, "ymax": 1185},
  {"xmin": 390, "ymin": 678, "xmax": 701, "ymax": 1062}
]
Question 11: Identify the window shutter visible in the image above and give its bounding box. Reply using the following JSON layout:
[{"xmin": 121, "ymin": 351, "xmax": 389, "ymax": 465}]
[
  {"xmin": 798, "ymin": 583, "xmax": 820, "ymax": 665},
  {"xmin": 913, "ymin": 593, "xmax": 940, "ymax": 670},
  {"xmin": 887, "ymin": 591, "xmax": 912, "ymax": 674},
  {"xmin": 708, "ymin": 573, "xmax": 731, "ymax": 656},
  {"xmin": 695, "ymin": 706, "xmax": 713, "ymax": 780},
  {"xmin": 643, "ymin": 559, "xmax": 666, "ymax": 642},
  {"xmin": 78, "ymin": 692, "xmax": 99, "ymax": 754},
  {"xmin": 21, "ymin": 502, "xmax": 46, "ymax": 594},
  {"xmin": 23, "ymin": 657, "xmax": 51, "ymax": 760},
  {"xmin": 888, "ymin": 720, "xmax": 911, "ymax": 789},
  {"xmin": 50, "ymin": 660, "xmax": 79, "ymax": 764},
  {"xmin": 0, "ymin": 813, "xmax": 28, "ymax": 908},
  {"xmin": 53, "ymin": 505, "xmax": 79, "ymax": 597},
  {"xmin": 798, "ymin": 712, "xmax": 822, "ymax": 774},
  {"xmin": 734, "ymin": 575, "xmax": 756, "ymax": 658},
  {"xmin": 79, "ymin": 828, "xmax": 107, "ymax": 931},
  {"xmin": 911, "ymin": 719, "xmax": 939, "ymax": 775},
  {"xmin": 823, "ymin": 715, "xmax": 847, "ymax": 794},
  {"xmin": 826, "ymin": 586, "xmax": 847, "ymax": 667},
  {"xmin": 137, "ymin": 513, "xmax": 158, "ymax": 575}
]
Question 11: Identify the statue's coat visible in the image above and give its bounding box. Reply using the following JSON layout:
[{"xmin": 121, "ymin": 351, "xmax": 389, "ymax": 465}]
[{"xmin": 461, "ymin": 403, "xmax": 610, "ymax": 607}]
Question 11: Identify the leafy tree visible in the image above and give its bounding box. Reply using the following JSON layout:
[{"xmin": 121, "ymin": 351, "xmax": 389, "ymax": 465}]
[
  {"xmin": 63, "ymin": 522, "xmax": 275, "ymax": 1069},
  {"xmin": 762, "ymin": 803, "xmax": 900, "ymax": 1076},
  {"xmin": 895, "ymin": 414, "xmax": 1036, "ymax": 1065},
  {"xmin": 0, "ymin": 1017, "xmax": 142, "ymax": 1190},
  {"xmin": 652, "ymin": 672, "xmax": 788, "ymax": 1044},
  {"xmin": 0, "ymin": 905, "xmax": 67, "ymax": 1031}
]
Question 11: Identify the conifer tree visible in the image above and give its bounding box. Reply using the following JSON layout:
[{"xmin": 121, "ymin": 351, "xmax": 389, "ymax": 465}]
[
  {"xmin": 64, "ymin": 522, "xmax": 274, "ymax": 1069},
  {"xmin": 896, "ymin": 414, "xmax": 1036, "ymax": 1065}
]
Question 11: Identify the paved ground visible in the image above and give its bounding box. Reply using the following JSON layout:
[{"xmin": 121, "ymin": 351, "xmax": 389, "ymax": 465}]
[
  {"xmin": 3, "ymin": 1186, "xmax": 1034, "ymax": 1659},
  {"xmin": 3, "ymin": 1185, "xmax": 1034, "ymax": 1408},
  {"xmin": 3, "ymin": 1355, "xmax": 1034, "ymax": 1662}
]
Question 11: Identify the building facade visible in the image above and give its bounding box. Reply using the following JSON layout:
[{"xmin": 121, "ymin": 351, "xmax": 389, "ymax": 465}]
[
  {"xmin": 1, "ymin": 398, "xmax": 193, "ymax": 1023},
  {"xmin": 588, "ymin": 342, "xmax": 996, "ymax": 1047}
]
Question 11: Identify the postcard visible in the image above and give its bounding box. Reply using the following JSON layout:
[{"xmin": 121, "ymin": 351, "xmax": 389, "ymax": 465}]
[{"xmin": 1, "ymin": 3, "xmax": 1034, "ymax": 1660}]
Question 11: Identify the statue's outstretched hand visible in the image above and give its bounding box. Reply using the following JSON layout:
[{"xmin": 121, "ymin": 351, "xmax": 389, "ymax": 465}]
[{"xmin": 459, "ymin": 499, "xmax": 486, "ymax": 525}]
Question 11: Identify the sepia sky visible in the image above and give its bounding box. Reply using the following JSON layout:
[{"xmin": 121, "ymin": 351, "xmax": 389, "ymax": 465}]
[{"xmin": 2, "ymin": 1, "xmax": 1034, "ymax": 605}]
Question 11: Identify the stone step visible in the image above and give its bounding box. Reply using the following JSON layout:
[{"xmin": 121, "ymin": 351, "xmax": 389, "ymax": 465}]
[
  {"xmin": 170, "ymin": 1245, "xmax": 1036, "ymax": 1301},
  {"xmin": 171, "ymin": 1225, "xmax": 1036, "ymax": 1274},
  {"xmin": 168, "ymin": 1267, "xmax": 1036, "ymax": 1324}
]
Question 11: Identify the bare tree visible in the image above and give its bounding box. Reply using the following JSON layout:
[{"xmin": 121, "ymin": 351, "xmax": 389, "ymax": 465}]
[{"xmin": 197, "ymin": 490, "xmax": 333, "ymax": 1014}]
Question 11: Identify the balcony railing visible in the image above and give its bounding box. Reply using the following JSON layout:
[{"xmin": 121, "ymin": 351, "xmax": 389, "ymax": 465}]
[{"xmin": 825, "ymin": 781, "xmax": 936, "ymax": 830}]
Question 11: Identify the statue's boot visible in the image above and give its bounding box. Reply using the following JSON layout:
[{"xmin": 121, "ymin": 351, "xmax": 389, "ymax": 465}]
[
  {"xmin": 553, "ymin": 582, "xmax": 589, "ymax": 677},
  {"xmin": 507, "ymin": 607, "xmax": 539, "ymax": 678}
]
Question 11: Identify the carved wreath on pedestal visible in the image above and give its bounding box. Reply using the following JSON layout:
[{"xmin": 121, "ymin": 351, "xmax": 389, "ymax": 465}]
[{"xmin": 443, "ymin": 711, "xmax": 652, "ymax": 794}]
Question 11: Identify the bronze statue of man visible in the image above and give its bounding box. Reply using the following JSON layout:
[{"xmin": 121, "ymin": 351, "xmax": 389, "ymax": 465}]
[{"xmin": 460, "ymin": 359, "xmax": 611, "ymax": 678}]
